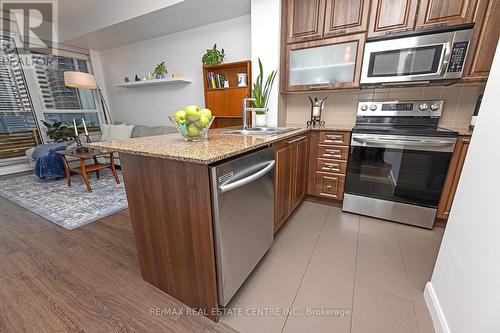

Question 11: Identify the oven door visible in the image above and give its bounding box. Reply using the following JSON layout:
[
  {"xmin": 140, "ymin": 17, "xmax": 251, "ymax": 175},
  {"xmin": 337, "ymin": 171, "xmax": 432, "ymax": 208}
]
[{"xmin": 345, "ymin": 134, "xmax": 456, "ymax": 208}]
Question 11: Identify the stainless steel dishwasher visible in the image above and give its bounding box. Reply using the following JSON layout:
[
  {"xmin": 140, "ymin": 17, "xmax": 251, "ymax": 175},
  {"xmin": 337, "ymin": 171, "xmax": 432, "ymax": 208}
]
[{"xmin": 210, "ymin": 147, "xmax": 275, "ymax": 306}]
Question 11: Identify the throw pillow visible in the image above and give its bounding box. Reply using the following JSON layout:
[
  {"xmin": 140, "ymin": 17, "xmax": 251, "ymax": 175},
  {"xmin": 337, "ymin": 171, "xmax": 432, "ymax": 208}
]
[
  {"xmin": 105, "ymin": 125, "xmax": 134, "ymax": 142},
  {"xmin": 100, "ymin": 124, "xmax": 127, "ymax": 142}
]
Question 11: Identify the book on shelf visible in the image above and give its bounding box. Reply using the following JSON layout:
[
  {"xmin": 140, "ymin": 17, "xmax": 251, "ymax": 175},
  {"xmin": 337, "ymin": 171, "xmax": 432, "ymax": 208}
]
[{"xmin": 206, "ymin": 72, "xmax": 226, "ymax": 89}]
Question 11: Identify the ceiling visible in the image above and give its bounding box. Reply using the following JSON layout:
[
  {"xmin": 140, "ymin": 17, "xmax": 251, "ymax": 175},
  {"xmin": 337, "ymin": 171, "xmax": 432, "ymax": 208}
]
[
  {"xmin": 59, "ymin": 0, "xmax": 251, "ymax": 50},
  {"xmin": 57, "ymin": 0, "xmax": 104, "ymax": 22}
]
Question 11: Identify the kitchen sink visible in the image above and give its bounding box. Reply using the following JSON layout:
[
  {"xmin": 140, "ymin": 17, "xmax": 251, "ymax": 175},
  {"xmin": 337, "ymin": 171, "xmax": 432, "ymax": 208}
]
[{"xmin": 222, "ymin": 127, "xmax": 299, "ymax": 136}]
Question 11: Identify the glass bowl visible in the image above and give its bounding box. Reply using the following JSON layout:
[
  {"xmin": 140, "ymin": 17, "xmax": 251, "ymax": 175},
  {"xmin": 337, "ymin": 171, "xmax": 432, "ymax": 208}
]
[{"xmin": 169, "ymin": 115, "xmax": 215, "ymax": 142}]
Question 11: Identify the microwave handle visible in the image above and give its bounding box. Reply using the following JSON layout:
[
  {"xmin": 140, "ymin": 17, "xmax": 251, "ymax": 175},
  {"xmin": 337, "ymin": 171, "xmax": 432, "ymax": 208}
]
[{"xmin": 440, "ymin": 43, "xmax": 452, "ymax": 76}]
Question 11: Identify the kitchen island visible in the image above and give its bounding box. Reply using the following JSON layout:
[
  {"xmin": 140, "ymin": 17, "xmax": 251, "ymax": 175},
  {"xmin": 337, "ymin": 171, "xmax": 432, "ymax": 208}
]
[{"xmin": 88, "ymin": 128, "xmax": 307, "ymax": 321}]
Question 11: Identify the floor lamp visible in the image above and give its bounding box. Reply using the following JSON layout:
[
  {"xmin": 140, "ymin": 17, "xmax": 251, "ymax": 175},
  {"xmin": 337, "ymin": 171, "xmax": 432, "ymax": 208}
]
[{"xmin": 64, "ymin": 71, "xmax": 112, "ymax": 124}]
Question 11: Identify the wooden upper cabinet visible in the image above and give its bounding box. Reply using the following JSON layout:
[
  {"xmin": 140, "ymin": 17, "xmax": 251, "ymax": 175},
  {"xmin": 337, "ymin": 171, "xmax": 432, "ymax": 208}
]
[
  {"xmin": 416, "ymin": 0, "xmax": 478, "ymax": 29},
  {"xmin": 462, "ymin": 0, "xmax": 500, "ymax": 80},
  {"xmin": 286, "ymin": 0, "xmax": 326, "ymax": 43},
  {"xmin": 368, "ymin": 0, "xmax": 418, "ymax": 37},
  {"xmin": 285, "ymin": 33, "xmax": 366, "ymax": 91},
  {"xmin": 323, "ymin": 0, "xmax": 370, "ymax": 37}
]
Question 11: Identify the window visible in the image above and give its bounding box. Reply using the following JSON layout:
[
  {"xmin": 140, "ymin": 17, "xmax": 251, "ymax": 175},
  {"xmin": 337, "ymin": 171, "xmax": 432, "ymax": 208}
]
[
  {"xmin": 0, "ymin": 37, "xmax": 40, "ymax": 161},
  {"xmin": 30, "ymin": 52, "xmax": 101, "ymax": 133}
]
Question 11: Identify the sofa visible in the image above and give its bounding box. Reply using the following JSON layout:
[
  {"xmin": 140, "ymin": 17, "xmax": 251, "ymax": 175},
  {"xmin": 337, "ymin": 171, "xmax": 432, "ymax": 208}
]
[{"xmin": 26, "ymin": 124, "xmax": 177, "ymax": 167}]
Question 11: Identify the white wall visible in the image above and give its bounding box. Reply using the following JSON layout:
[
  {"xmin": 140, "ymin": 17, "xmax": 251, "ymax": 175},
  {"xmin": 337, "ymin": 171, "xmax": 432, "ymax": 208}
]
[
  {"xmin": 426, "ymin": 42, "xmax": 500, "ymax": 333},
  {"xmin": 251, "ymin": 0, "xmax": 281, "ymax": 126},
  {"xmin": 96, "ymin": 15, "xmax": 251, "ymax": 126}
]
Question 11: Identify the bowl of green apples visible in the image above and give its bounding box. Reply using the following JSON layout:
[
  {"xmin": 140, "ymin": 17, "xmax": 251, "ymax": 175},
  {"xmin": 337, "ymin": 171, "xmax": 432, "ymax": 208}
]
[{"xmin": 169, "ymin": 105, "xmax": 214, "ymax": 141}]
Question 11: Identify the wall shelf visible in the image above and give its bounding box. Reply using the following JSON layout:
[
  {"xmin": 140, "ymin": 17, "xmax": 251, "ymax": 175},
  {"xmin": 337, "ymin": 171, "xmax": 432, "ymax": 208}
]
[{"xmin": 115, "ymin": 77, "xmax": 192, "ymax": 88}]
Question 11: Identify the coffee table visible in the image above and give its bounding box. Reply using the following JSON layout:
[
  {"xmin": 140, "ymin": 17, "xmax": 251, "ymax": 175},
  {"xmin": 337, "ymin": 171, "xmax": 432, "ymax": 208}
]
[{"xmin": 57, "ymin": 148, "xmax": 120, "ymax": 193}]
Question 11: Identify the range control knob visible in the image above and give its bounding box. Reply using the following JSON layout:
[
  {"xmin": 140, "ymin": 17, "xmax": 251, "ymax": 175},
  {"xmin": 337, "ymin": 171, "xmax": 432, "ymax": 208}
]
[
  {"xmin": 369, "ymin": 104, "xmax": 378, "ymax": 111},
  {"xmin": 430, "ymin": 103, "xmax": 441, "ymax": 111},
  {"xmin": 360, "ymin": 104, "xmax": 369, "ymax": 111},
  {"xmin": 419, "ymin": 103, "xmax": 429, "ymax": 111}
]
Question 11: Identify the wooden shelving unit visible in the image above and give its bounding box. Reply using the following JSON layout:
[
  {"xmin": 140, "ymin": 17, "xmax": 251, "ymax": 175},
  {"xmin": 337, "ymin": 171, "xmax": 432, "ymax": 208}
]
[{"xmin": 203, "ymin": 60, "xmax": 251, "ymax": 128}]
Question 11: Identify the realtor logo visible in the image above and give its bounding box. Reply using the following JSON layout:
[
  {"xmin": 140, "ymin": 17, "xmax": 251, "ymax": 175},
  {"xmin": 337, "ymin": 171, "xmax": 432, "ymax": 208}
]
[{"xmin": 1, "ymin": 0, "xmax": 58, "ymax": 54}]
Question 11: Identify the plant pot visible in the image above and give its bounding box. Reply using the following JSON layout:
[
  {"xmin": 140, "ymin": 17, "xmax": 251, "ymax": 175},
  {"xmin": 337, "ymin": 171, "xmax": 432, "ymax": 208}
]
[
  {"xmin": 255, "ymin": 113, "xmax": 267, "ymax": 127},
  {"xmin": 155, "ymin": 73, "xmax": 166, "ymax": 79}
]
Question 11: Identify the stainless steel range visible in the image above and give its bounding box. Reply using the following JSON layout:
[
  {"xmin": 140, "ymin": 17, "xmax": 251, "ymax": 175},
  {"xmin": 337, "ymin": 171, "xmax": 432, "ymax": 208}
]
[{"xmin": 343, "ymin": 100, "xmax": 458, "ymax": 229}]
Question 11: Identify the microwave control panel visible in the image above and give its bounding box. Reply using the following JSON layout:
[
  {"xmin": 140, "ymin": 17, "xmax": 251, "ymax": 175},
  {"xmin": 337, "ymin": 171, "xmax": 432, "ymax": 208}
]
[{"xmin": 447, "ymin": 41, "xmax": 469, "ymax": 73}]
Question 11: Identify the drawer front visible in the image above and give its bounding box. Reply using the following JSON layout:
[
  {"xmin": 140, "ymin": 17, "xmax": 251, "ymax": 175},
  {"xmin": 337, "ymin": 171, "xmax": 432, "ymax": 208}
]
[
  {"xmin": 317, "ymin": 159, "xmax": 347, "ymax": 174},
  {"xmin": 318, "ymin": 145, "xmax": 349, "ymax": 160},
  {"xmin": 315, "ymin": 172, "xmax": 345, "ymax": 200},
  {"xmin": 319, "ymin": 131, "xmax": 350, "ymax": 146}
]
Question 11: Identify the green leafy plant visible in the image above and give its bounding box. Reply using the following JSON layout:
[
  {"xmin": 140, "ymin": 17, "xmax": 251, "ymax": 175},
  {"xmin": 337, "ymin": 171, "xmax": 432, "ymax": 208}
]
[
  {"xmin": 251, "ymin": 58, "xmax": 277, "ymax": 115},
  {"xmin": 202, "ymin": 44, "xmax": 225, "ymax": 67},
  {"xmin": 153, "ymin": 61, "xmax": 167, "ymax": 75},
  {"xmin": 41, "ymin": 120, "xmax": 74, "ymax": 142}
]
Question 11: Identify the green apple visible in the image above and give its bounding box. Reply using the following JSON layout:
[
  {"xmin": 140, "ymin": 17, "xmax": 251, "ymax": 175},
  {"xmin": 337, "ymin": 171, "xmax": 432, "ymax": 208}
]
[
  {"xmin": 196, "ymin": 115, "xmax": 210, "ymax": 128},
  {"xmin": 199, "ymin": 108, "xmax": 212, "ymax": 120},
  {"xmin": 185, "ymin": 105, "xmax": 200, "ymax": 121},
  {"xmin": 174, "ymin": 110, "xmax": 187, "ymax": 125},
  {"xmin": 186, "ymin": 123, "xmax": 201, "ymax": 137}
]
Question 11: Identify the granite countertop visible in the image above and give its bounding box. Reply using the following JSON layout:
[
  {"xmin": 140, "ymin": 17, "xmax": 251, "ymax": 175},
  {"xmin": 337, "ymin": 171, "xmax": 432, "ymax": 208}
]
[{"xmin": 87, "ymin": 128, "xmax": 309, "ymax": 164}]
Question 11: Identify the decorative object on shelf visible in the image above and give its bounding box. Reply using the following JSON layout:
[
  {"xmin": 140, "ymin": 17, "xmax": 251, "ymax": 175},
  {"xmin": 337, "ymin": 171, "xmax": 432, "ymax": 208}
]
[
  {"xmin": 147, "ymin": 70, "xmax": 153, "ymax": 80},
  {"xmin": 172, "ymin": 72, "xmax": 183, "ymax": 78},
  {"xmin": 134, "ymin": 75, "xmax": 140, "ymax": 82},
  {"xmin": 251, "ymin": 58, "xmax": 277, "ymax": 127},
  {"xmin": 223, "ymin": 80, "xmax": 229, "ymax": 88},
  {"xmin": 307, "ymin": 96, "xmax": 327, "ymax": 128},
  {"xmin": 81, "ymin": 118, "xmax": 92, "ymax": 143},
  {"xmin": 202, "ymin": 44, "xmax": 225, "ymax": 67},
  {"xmin": 124, "ymin": 77, "xmax": 130, "ymax": 82},
  {"xmin": 72, "ymin": 119, "xmax": 88, "ymax": 153},
  {"xmin": 237, "ymin": 73, "xmax": 248, "ymax": 87},
  {"xmin": 154, "ymin": 61, "xmax": 168, "ymax": 79},
  {"xmin": 170, "ymin": 105, "xmax": 214, "ymax": 141},
  {"xmin": 40, "ymin": 120, "xmax": 73, "ymax": 142},
  {"xmin": 64, "ymin": 71, "xmax": 112, "ymax": 124}
]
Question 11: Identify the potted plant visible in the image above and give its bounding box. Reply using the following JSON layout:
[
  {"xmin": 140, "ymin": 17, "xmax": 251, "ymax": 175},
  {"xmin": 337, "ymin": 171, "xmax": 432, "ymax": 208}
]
[
  {"xmin": 41, "ymin": 120, "xmax": 75, "ymax": 142},
  {"xmin": 251, "ymin": 58, "xmax": 277, "ymax": 127},
  {"xmin": 153, "ymin": 61, "xmax": 168, "ymax": 79},
  {"xmin": 202, "ymin": 44, "xmax": 225, "ymax": 67}
]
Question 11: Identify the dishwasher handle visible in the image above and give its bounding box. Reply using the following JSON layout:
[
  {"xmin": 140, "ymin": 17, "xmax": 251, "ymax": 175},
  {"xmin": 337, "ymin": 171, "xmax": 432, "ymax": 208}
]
[{"xmin": 219, "ymin": 160, "xmax": 275, "ymax": 194}]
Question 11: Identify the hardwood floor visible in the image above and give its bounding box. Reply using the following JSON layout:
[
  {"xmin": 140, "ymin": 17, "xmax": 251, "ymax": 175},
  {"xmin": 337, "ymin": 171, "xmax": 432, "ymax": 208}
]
[{"xmin": 0, "ymin": 174, "xmax": 236, "ymax": 333}]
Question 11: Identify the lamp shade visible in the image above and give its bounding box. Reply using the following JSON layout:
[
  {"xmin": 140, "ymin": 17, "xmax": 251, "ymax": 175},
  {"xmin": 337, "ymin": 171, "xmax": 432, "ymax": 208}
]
[{"xmin": 64, "ymin": 71, "xmax": 97, "ymax": 89}]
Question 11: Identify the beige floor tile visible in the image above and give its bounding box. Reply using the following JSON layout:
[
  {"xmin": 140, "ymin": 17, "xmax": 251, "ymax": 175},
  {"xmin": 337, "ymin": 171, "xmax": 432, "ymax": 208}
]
[
  {"xmin": 283, "ymin": 313, "xmax": 351, "ymax": 333},
  {"xmin": 351, "ymin": 284, "xmax": 419, "ymax": 333},
  {"xmin": 221, "ymin": 253, "xmax": 306, "ymax": 333},
  {"xmin": 395, "ymin": 224, "xmax": 444, "ymax": 253},
  {"xmin": 401, "ymin": 246, "xmax": 438, "ymax": 304},
  {"xmin": 359, "ymin": 216, "xmax": 398, "ymax": 243},
  {"xmin": 356, "ymin": 234, "xmax": 412, "ymax": 300},
  {"xmin": 288, "ymin": 201, "xmax": 330, "ymax": 225},
  {"xmin": 324, "ymin": 207, "xmax": 360, "ymax": 234},
  {"xmin": 414, "ymin": 302, "xmax": 436, "ymax": 333},
  {"xmin": 308, "ymin": 227, "xmax": 358, "ymax": 272},
  {"xmin": 268, "ymin": 218, "xmax": 322, "ymax": 266}
]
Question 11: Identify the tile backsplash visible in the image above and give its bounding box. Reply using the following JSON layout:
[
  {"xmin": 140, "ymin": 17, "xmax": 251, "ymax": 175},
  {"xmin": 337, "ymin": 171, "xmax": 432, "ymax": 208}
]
[{"xmin": 282, "ymin": 84, "xmax": 485, "ymax": 130}]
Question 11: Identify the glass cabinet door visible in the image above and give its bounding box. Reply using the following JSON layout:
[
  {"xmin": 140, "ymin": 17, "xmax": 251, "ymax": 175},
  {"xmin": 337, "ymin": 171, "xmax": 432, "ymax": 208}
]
[{"xmin": 286, "ymin": 34, "xmax": 364, "ymax": 91}]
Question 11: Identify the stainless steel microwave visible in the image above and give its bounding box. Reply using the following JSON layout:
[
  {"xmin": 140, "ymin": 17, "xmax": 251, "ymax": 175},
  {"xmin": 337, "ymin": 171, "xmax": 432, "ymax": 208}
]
[{"xmin": 360, "ymin": 24, "xmax": 474, "ymax": 86}]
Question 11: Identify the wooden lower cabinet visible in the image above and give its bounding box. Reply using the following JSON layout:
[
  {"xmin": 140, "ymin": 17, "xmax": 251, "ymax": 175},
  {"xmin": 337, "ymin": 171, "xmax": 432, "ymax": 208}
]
[
  {"xmin": 307, "ymin": 130, "xmax": 351, "ymax": 202},
  {"xmin": 315, "ymin": 172, "xmax": 345, "ymax": 200},
  {"xmin": 274, "ymin": 134, "xmax": 309, "ymax": 232},
  {"xmin": 436, "ymin": 135, "xmax": 471, "ymax": 220}
]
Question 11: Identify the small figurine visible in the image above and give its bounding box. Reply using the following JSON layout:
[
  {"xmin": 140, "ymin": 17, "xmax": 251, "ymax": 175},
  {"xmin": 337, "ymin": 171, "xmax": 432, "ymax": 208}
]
[
  {"xmin": 124, "ymin": 77, "xmax": 130, "ymax": 82},
  {"xmin": 134, "ymin": 75, "xmax": 140, "ymax": 82}
]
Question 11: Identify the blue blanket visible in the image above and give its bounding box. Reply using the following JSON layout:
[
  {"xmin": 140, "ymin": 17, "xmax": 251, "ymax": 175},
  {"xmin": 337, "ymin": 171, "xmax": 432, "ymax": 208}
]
[{"xmin": 33, "ymin": 142, "xmax": 72, "ymax": 180}]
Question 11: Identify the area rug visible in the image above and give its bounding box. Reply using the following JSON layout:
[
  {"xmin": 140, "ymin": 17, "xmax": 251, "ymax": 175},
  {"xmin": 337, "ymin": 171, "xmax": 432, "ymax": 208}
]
[{"xmin": 0, "ymin": 170, "xmax": 128, "ymax": 230}]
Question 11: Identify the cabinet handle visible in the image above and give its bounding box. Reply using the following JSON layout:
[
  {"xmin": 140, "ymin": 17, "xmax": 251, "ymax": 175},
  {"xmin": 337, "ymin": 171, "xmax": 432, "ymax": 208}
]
[
  {"xmin": 325, "ymin": 29, "xmax": 346, "ymax": 36},
  {"xmin": 309, "ymin": 84, "xmax": 330, "ymax": 90},
  {"xmin": 385, "ymin": 28, "xmax": 412, "ymax": 35},
  {"xmin": 285, "ymin": 135, "xmax": 308, "ymax": 144},
  {"xmin": 326, "ymin": 185, "xmax": 332, "ymax": 189}
]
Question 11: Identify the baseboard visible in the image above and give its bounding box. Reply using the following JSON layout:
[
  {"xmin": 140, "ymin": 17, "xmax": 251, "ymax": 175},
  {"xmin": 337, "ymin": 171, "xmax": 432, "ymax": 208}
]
[
  {"xmin": 424, "ymin": 282, "xmax": 450, "ymax": 333},
  {"xmin": 0, "ymin": 163, "xmax": 32, "ymax": 176}
]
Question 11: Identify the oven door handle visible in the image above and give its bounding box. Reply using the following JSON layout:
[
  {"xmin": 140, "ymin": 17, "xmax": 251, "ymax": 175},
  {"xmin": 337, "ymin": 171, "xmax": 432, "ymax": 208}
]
[{"xmin": 353, "ymin": 137, "xmax": 455, "ymax": 148}]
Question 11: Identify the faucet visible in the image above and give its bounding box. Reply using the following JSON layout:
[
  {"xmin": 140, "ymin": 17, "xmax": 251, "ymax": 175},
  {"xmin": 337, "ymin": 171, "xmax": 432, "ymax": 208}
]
[{"xmin": 242, "ymin": 98, "xmax": 269, "ymax": 129}]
